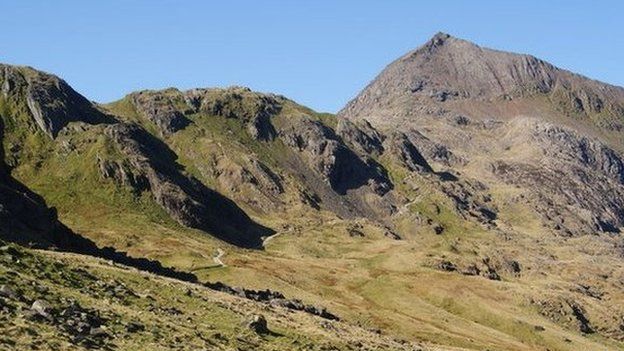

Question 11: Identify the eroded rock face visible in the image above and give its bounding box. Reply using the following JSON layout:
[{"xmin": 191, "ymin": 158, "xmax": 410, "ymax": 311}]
[
  {"xmin": 339, "ymin": 32, "xmax": 624, "ymax": 130},
  {"xmin": 336, "ymin": 118, "xmax": 384, "ymax": 155},
  {"xmin": 488, "ymin": 119, "xmax": 624, "ymax": 234},
  {"xmin": 1, "ymin": 64, "xmax": 114, "ymax": 138},
  {"xmin": 384, "ymin": 132, "xmax": 433, "ymax": 173},
  {"xmin": 402, "ymin": 129, "xmax": 466, "ymax": 168},
  {"xmin": 185, "ymin": 87, "xmax": 281, "ymax": 141},
  {"xmin": 103, "ymin": 123, "xmax": 273, "ymax": 247},
  {"xmin": 130, "ymin": 90, "xmax": 191, "ymax": 136},
  {"xmin": 338, "ymin": 33, "xmax": 624, "ymax": 236},
  {"xmin": 278, "ymin": 114, "xmax": 391, "ymax": 196}
]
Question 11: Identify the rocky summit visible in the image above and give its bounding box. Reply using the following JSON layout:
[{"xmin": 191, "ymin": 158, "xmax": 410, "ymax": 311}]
[{"xmin": 1, "ymin": 33, "xmax": 624, "ymax": 351}]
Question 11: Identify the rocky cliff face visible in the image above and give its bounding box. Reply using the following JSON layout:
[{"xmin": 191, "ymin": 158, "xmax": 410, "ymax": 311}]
[
  {"xmin": 101, "ymin": 122, "xmax": 273, "ymax": 247},
  {"xmin": 1, "ymin": 65, "xmax": 114, "ymax": 138}
]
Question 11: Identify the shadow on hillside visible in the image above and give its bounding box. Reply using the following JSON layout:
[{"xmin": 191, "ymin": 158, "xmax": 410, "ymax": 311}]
[
  {"xmin": 119, "ymin": 124, "xmax": 274, "ymax": 248},
  {"xmin": 0, "ymin": 173, "xmax": 198, "ymax": 282},
  {"xmin": 324, "ymin": 126, "xmax": 393, "ymax": 196},
  {"xmin": 0, "ymin": 117, "xmax": 196, "ymax": 281}
]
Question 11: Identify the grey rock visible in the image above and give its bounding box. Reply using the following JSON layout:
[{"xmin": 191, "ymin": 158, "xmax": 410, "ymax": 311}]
[
  {"xmin": 184, "ymin": 87, "xmax": 281, "ymax": 141},
  {"xmin": 0, "ymin": 64, "xmax": 114, "ymax": 138},
  {"xmin": 247, "ymin": 314, "xmax": 269, "ymax": 334},
  {"xmin": 336, "ymin": 118, "xmax": 384, "ymax": 155},
  {"xmin": 0, "ymin": 285, "xmax": 18, "ymax": 300},
  {"xmin": 437, "ymin": 261, "xmax": 456, "ymax": 272},
  {"xmin": 31, "ymin": 299, "xmax": 52, "ymax": 318},
  {"xmin": 130, "ymin": 89, "xmax": 191, "ymax": 136},
  {"xmin": 278, "ymin": 114, "xmax": 391, "ymax": 196},
  {"xmin": 103, "ymin": 122, "xmax": 273, "ymax": 248}
]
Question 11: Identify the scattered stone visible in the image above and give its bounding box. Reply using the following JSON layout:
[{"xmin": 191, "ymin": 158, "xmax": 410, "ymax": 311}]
[
  {"xmin": 461, "ymin": 264, "xmax": 480, "ymax": 276},
  {"xmin": 505, "ymin": 260, "xmax": 522, "ymax": 276},
  {"xmin": 437, "ymin": 261, "xmax": 457, "ymax": 272},
  {"xmin": 433, "ymin": 224, "xmax": 444, "ymax": 235},
  {"xmin": 30, "ymin": 299, "xmax": 52, "ymax": 319},
  {"xmin": 89, "ymin": 326, "xmax": 109, "ymax": 338},
  {"xmin": 247, "ymin": 314, "xmax": 269, "ymax": 334},
  {"xmin": 0, "ymin": 285, "xmax": 18, "ymax": 300},
  {"xmin": 383, "ymin": 230, "xmax": 401, "ymax": 240},
  {"xmin": 575, "ymin": 284, "xmax": 603, "ymax": 300},
  {"xmin": 347, "ymin": 228, "xmax": 365, "ymax": 238},
  {"xmin": 483, "ymin": 268, "xmax": 501, "ymax": 281}
]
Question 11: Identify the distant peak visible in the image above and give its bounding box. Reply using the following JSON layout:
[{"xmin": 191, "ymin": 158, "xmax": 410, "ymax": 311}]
[
  {"xmin": 419, "ymin": 32, "xmax": 464, "ymax": 53},
  {"xmin": 431, "ymin": 32, "xmax": 452, "ymax": 44}
]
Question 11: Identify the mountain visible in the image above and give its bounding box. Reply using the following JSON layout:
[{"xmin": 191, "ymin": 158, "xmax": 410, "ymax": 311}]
[
  {"xmin": 339, "ymin": 32, "xmax": 624, "ymax": 236},
  {"xmin": 1, "ymin": 33, "xmax": 624, "ymax": 351}
]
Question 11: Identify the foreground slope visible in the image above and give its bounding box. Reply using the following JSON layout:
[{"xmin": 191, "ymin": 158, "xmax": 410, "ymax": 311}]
[{"xmin": 0, "ymin": 240, "xmax": 432, "ymax": 351}]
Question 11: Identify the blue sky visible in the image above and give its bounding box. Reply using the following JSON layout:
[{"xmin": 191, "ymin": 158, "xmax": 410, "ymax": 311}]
[{"xmin": 1, "ymin": 1, "xmax": 622, "ymax": 112}]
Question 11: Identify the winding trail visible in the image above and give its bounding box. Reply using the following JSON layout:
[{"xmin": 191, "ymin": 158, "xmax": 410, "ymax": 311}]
[
  {"xmin": 213, "ymin": 248, "xmax": 226, "ymax": 267},
  {"xmin": 261, "ymin": 232, "xmax": 283, "ymax": 247}
]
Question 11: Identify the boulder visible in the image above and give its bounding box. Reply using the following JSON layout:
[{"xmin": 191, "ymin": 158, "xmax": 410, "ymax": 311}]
[{"xmin": 247, "ymin": 314, "xmax": 269, "ymax": 334}]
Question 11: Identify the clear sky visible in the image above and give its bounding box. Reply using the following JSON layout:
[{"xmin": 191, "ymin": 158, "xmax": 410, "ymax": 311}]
[{"xmin": 1, "ymin": 1, "xmax": 622, "ymax": 112}]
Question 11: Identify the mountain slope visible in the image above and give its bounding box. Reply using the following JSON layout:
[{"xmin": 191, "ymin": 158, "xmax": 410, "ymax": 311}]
[
  {"xmin": 339, "ymin": 32, "xmax": 624, "ymax": 236},
  {"xmin": 339, "ymin": 32, "xmax": 624, "ymax": 134}
]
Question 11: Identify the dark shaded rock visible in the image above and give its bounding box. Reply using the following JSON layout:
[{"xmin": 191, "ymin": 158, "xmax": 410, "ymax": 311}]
[
  {"xmin": 130, "ymin": 90, "xmax": 192, "ymax": 136},
  {"xmin": 126, "ymin": 321, "xmax": 145, "ymax": 333},
  {"xmin": 279, "ymin": 115, "xmax": 392, "ymax": 195},
  {"xmin": 404, "ymin": 130, "xmax": 466, "ymax": 168},
  {"xmin": 385, "ymin": 132, "xmax": 433, "ymax": 173},
  {"xmin": 247, "ymin": 314, "xmax": 269, "ymax": 334},
  {"xmin": 104, "ymin": 122, "xmax": 274, "ymax": 248},
  {"xmin": 569, "ymin": 302, "xmax": 593, "ymax": 334},
  {"xmin": 437, "ymin": 261, "xmax": 456, "ymax": 272},
  {"xmin": 1, "ymin": 64, "xmax": 115, "ymax": 139},
  {"xmin": 433, "ymin": 224, "xmax": 444, "ymax": 235},
  {"xmin": 336, "ymin": 118, "xmax": 384, "ymax": 155}
]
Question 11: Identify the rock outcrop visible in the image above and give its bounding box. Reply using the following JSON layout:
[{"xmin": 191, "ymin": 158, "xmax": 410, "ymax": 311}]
[
  {"xmin": 278, "ymin": 114, "xmax": 391, "ymax": 196},
  {"xmin": 130, "ymin": 89, "xmax": 191, "ymax": 136},
  {"xmin": 1, "ymin": 64, "xmax": 114, "ymax": 138},
  {"xmin": 103, "ymin": 122, "xmax": 273, "ymax": 247}
]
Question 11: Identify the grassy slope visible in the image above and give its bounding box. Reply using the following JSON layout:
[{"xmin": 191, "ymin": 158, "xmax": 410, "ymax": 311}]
[{"xmin": 0, "ymin": 241, "xmax": 431, "ymax": 351}]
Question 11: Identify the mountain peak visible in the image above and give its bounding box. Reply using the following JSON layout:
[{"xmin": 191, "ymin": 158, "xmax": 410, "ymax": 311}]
[
  {"xmin": 339, "ymin": 35, "xmax": 624, "ymax": 130},
  {"xmin": 430, "ymin": 31, "xmax": 452, "ymax": 44},
  {"xmin": 1, "ymin": 63, "xmax": 113, "ymax": 138},
  {"xmin": 415, "ymin": 32, "xmax": 471, "ymax": 55}
]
